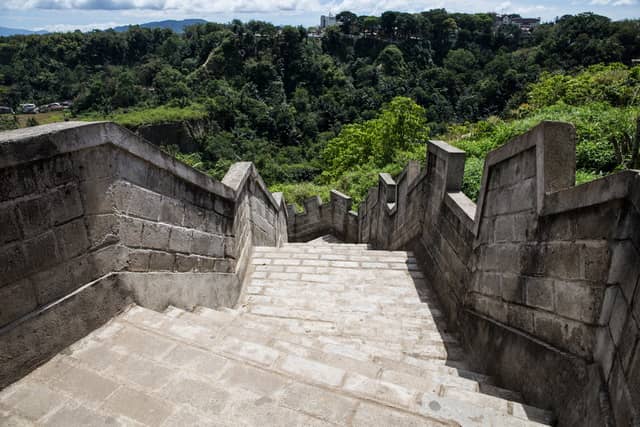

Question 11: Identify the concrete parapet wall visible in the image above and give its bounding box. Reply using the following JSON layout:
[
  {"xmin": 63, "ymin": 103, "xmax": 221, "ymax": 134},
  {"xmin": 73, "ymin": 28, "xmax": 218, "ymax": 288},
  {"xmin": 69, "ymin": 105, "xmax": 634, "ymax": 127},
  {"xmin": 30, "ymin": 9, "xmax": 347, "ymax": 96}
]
[
  {"xmin": 0, "ymin": 122, "xmax": 287, "ymax": 388},
  {"xmin": 287, "ymin": 190, "xmax": 357, "ymax": 242},
  {"xmin": 287, "ymin": 121, "xmax": 640, "ymax": 426}
]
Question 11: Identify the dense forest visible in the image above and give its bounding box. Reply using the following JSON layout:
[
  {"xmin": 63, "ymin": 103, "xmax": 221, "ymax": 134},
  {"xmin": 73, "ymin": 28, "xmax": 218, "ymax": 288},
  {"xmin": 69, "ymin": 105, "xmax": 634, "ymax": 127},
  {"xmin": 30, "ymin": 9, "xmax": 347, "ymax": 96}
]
[{"xmin": 1, "ymin": 10, "xmax": 639, "ymax": 204}]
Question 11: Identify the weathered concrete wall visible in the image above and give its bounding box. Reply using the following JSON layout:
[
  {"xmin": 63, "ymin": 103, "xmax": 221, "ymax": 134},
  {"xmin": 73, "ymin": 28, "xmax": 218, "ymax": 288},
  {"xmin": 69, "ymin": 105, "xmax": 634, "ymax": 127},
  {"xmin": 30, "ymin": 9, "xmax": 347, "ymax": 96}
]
[
  {"xmin": 287, "ymin": 190, "xmax": 358, "ymax": 242},
  {"xmin": 359, "ymin": 161, "xmax": 423, "ymax": 250},
  {"xmin": 0, "ymin": 274, "xmax": 130, "ymax": 388},
  {"xmin": 454, "ymin": 123, "xmax": 608, "ymax": 426},
  {"xmin": 592, "ymin": 178, "xmax": 640, "ymax": 426},
  {"xmin": 287, "ymin": 121, "xmax": 640, "ymax": 426},
  {"xmin": 222, "ymin": 161, "xmax": 289, "ymax": 289},
  {"xmin": 0, "ymin": 121, "xmax": 287, "ymax": 389}
]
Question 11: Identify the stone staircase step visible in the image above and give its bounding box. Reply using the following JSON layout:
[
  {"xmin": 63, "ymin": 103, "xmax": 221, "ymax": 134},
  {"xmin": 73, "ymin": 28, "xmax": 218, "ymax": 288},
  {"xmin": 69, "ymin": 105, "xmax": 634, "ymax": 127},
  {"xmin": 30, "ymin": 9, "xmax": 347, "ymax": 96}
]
[
  {"xmin": 245, "ymin": 244, "xmax": 554, "ymax": 424},
  {"xmin": 195, "ymin": 305, "xmax": 239, "ymax": 321},
  {"xmin": 0, "ymin": 237, "xmax": 556, "ymax": 426},
  {"xmin": 168, "ymin": 306, "xmax": 467, "ymax": 378},
  {"xmin": 48, "ymin": 315, "xmax": 376, "ymax": 426},
  {"xmin": 242, "ymin": 290, "xmax": 444, "ymax": 317},
  {"xmin": 243, "ymin": 296, "xmax": 446, "ymax": 320},
  {"xmin": 167, "ymin": 306, "xmax": 528, "ymax": 412},
  {"xmin": 237, "ymin": 311, "xmax": 463, "ymax": 362},
  {"xmin": 242, "ymin": 304, "xmax": 446, "ymax": 332},
  {"xmin": 121, "ymin": 306, "xmax": 551, "ymax": 425},
  {"xmin": 254, "ymin": 246, "xmax": 417, "ymax": 262},
  {"xmin": 164, "ymin": 305, "xmax": 237, "ymax": 327}
]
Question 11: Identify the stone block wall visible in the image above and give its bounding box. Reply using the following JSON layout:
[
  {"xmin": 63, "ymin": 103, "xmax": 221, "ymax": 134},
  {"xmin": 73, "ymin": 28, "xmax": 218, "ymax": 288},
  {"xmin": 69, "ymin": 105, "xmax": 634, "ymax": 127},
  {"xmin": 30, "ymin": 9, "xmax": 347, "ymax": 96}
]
[
  {"xmin": 287, "ymin": 121, "xmax": 640, "ymax": 426},
  {"xmin": 417, "ymin": 141, "xmax": 474, "ymax": 328},
  {"xmin": 593, "ymin": 177, "xmax": 640, "ymax": 425},
  {"xmin": 287, "ymin": 190, "xmax": 357, "ymax": 242},
  {"xmin": 359, "ymin": 161, "xmax": 423, "ymax": 250},
  {"xmin": 222, "ymin": 161, "xmax": 288, "ymax": 285},
  {"xmin": 0, "ymin": 121, "xmax": 287, "ymax": 388}
]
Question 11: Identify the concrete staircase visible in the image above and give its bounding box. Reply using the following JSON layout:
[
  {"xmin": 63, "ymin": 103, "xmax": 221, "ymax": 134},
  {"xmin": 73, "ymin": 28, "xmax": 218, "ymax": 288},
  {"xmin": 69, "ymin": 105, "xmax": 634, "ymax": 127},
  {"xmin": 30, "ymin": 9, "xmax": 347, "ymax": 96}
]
[{"xmin": 0, "ymin": 241, "xmax": 554, "ymax": 426}]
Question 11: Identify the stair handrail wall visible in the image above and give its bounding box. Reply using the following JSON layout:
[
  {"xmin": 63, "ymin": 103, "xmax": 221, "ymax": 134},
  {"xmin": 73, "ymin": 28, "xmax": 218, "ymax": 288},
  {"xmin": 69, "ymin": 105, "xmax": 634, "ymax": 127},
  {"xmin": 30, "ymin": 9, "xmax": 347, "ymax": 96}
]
[
  {"xmin": 0, "ymin": 121, "xmax": 287, "ymax": 389},
  {"xmin": 286, "ymin": 121, "xmax": 640, "ymax": 426}
]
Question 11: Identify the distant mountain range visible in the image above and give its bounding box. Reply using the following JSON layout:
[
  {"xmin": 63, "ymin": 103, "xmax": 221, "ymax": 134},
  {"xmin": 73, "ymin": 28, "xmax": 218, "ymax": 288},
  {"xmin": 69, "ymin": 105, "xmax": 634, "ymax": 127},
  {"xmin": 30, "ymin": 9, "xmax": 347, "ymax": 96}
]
[
  {"xmin": 0, "ymin": 19, "xmax": 208, "ymax": 37},
  {"xmin": 0, "ymin": 27, "xmax": 48, "ymax": 37},
  {"xmin": 112, "ymin": 19, "xmax": 208, "ymax": 33}
]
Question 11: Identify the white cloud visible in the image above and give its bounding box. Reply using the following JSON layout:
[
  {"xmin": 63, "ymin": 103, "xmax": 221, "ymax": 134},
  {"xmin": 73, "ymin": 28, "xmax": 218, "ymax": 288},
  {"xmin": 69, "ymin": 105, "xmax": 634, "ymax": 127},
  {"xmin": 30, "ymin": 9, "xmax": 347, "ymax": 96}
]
[
  {"xmin": 0, "ymin": 0, "xmax": 633, "ymax": 21},
  {"xmin": 590, "ymin": 0, "xmax": 636, "ymax": 5},
  {"xmin": 34, "ymin": 21, "xmax": 122, "ymax": 31},
  {"xmin": 0, "ymin": 0, "xmax": 481, "ymax": 13},
  {"xmin": 324, "ymin": 0, "xmax": 551, "ymax": 16},
  {"xmin": 4, "ymin": 0, "xmax": 167, "ymax": 9},
  {"xmin": 1, "ymin": 0, "xmax": 327, "ymax": 11}
]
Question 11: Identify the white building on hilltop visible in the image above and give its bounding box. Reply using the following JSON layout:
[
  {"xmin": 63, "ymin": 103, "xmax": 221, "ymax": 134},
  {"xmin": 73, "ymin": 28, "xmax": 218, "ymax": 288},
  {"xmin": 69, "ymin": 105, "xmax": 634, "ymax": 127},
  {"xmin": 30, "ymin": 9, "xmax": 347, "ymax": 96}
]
[{"xmin": 320, "ymin": 14, "xmax": 337, "ymax": 29}]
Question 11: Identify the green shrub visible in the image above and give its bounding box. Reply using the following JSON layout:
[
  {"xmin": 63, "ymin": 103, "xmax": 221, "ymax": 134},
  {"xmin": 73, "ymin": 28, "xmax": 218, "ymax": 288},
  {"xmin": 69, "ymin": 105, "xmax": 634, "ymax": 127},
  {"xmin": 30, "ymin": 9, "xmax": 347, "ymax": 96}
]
[
  {"xmin": 270, "ymin": 182, "xmax": 333, "ymax": 212},
  {"xmin": 528, "ymin": 64, "xmax": 640, "ymax": 109},
  {"xmin": 26, "ymin": 117, "xmax": 39, "ymax": 127},
  {"xmin": 448, "ymin": 102, "xmax": 639, "ymax": 200},
  {"xmin": 86, "ymin": 103, "xmax": 207, "ymax": 127},
  {"xmin": 321, "ymin": 97, "xmax": 429, "ymax": 182},
  {"xmin": 0, "ymin": 115, "xmax": 18, "ymax": 131},
  {"xmin": 576, "ymin": 169, "xmax": 604, "ymax": 185},
  {"xmin": 462, "ymin": 157, "xmax": 484, "ymax": 202}
]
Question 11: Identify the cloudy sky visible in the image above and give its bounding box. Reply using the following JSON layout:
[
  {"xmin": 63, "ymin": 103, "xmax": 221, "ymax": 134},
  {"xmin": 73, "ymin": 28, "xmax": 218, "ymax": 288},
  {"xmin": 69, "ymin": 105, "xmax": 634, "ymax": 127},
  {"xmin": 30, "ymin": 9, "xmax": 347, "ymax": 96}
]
[{"xmin": 0, "ymin": 0, "xmax": 638, "ymax": 32}]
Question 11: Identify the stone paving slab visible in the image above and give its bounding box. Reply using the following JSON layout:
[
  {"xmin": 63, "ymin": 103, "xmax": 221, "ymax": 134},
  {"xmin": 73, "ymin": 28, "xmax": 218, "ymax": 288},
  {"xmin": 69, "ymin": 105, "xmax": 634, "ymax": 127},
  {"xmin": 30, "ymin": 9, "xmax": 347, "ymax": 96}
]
[{"xmin": 0, "ymin": 242, "xmax": 554, "ymax": 426}]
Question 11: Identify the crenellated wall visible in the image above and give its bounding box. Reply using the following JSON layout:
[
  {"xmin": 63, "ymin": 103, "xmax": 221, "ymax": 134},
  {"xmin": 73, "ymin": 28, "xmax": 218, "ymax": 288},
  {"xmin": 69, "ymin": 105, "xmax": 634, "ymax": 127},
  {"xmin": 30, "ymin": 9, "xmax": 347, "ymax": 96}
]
[
  {"xmin": 2, "ymin": 120, "xmax": 638, "ymax": 424},
  {"xmin": 287, "ymin": 189, "xmax": 358, "ymax": 242},
  {"xmin": 286, "ymin": 121, "xmax": 640, "ymax": 426},
  {"xmin": 0, "ymin": 122, "xmax": 287, "ymax": 388}
]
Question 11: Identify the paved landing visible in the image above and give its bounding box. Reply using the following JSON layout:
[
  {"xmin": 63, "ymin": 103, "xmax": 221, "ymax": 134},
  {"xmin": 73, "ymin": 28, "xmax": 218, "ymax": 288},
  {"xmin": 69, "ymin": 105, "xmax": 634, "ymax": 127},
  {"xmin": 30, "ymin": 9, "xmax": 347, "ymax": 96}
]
[{"xmin": 0, "ymin": 242, "xmax": 554, "ymax": 426}]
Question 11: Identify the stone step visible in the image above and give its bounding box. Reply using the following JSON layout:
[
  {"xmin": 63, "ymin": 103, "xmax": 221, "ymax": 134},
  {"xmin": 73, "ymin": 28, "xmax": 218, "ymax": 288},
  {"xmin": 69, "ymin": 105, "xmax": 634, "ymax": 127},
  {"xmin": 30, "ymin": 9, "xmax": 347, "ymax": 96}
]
[
  {"xmin": 279, "ymin": 248, "xmax": 416, "ymax": 259},
  {"xmin": 252, "ymin": 255, "xmax": 419, "ymax": 264},
  {"xmin": 244, "ymin": 286, "xmax": 439, "ymax": 302},
  {"xmin": 246, "ymin": 281, "xmax": 433, "ymax": 299},
  {"xmin": 120, "ymin": 306, "xmax": 552, "ymax": 425},
  {"xmin": 236, "ymin": 311, "xmax": 463, "ymax": 361},
  {"xmin": 250, "ymin": 261, "xmax": 420, "ymax": 276},
  {"xmin": 167, "ymin": 306, "xmax": 526, "ymax": 407},
  {"xmin": 274, "ymin": 242, "xmax": 410, "ymax": 251},
  {"xmin": 165, "ymin": 305, "xmax": 238, "ymax": 326},
  {"xmin": 240, "ymin": 307, "xmax": 449, "ymax": 336},
  {"xmin": 235, "ymin": 312, "xmax": 477, "ymax": 379},
  {"xmin": 168, "ymin": 306, "xmax": 457, "ymax": 367},
  {"xmin": 237, "ymin": 244, "xmax": 551, "ymax": 424},
  {"xmin": 241, "ymin": 300, "xmax": 447, "ymax": 327},
  {"xmin": 254, "ymin": 246, "xmax": 416, "ymax": 261},
  {"xmin": 244, "ymin": 281, "xmax": 438, "ymax": 301},
  {"xmin": 283, "ymin": 242, "xmax": 373, "ymax": 248},
  {"xmin": 242, "ymin": 300, "xmax": 445, "ymax": 326},
  {"xmin": 47, "ymin": 311, "xmax": 444, "ymax": 426},
  {"xmin": 244, "ymin": 280, "xmax": 439, "ymax": 307}
]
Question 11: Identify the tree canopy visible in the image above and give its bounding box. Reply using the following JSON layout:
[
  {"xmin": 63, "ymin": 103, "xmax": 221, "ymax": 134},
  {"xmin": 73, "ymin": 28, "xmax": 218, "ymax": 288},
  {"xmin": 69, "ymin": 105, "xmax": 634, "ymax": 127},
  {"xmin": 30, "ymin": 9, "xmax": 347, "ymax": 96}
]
[{"xmin": 0, "ymin": 10, "xmax": 638, "ymax": 205}]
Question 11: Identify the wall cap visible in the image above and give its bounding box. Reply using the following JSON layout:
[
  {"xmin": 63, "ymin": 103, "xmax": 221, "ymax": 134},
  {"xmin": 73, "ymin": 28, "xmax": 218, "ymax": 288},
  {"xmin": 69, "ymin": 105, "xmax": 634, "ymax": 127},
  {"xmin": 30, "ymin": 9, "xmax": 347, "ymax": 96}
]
[
  {"xmin": 379, "ymin": 172, "xmax": 396, "ymax": 186},
  {"xmin": 0, "ymin": 121, "xmax": 235, "ymax": 200},
  {"xmin": 445, "ymin": 191, "xmax": 476, "ymax": 232},
  {"xmin": 541, "ymin": 170, "xmax": 637, "ymax": 216},
  {"xmin": 428, "ymin": 139, "xmax": 466, "ymax": 157},
  {"xmin": 330, "ymin": 189, "xmax": 352, "ymax": 201},
  {"xmin": 221, "ymin": 162, "xmax": 282, "ymax": 212}
]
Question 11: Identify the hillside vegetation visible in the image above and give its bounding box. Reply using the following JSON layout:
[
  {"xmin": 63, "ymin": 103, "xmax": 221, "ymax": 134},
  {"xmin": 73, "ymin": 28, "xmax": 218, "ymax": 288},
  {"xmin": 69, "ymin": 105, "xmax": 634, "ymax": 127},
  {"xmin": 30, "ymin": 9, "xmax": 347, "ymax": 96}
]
[
  {"xmin": 279, "ymin": 64, "xmax": 640, "ymax": 207},
  {"xmin": 449, "ymin": 64, "xmax": 640, "ymax": 200},
  {"xmin": 0, "ymin": 11, "xmax": 639, "ymax": 205}
]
